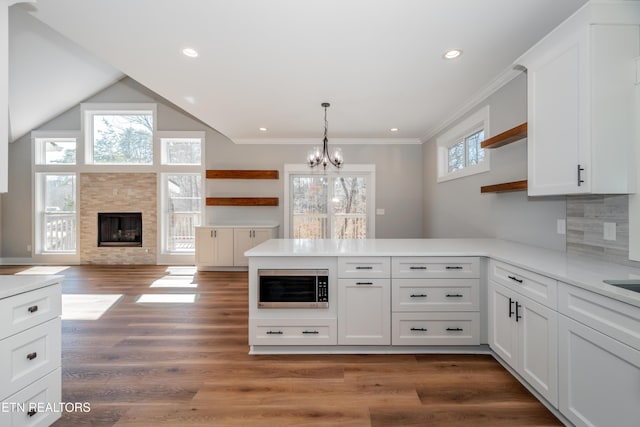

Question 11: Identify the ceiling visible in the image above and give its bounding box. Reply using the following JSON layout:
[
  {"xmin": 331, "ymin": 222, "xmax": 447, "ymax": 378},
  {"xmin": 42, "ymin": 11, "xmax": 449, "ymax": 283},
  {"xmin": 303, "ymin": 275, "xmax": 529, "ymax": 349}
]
[{"xmin": 12, "ymin": 0, "xmax": 590, "ymax": 144}]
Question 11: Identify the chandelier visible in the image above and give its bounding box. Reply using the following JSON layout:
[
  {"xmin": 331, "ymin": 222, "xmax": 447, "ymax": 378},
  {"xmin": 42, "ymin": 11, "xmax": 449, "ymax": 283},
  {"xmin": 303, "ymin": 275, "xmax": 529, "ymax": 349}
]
[{"xmin": 307, "ymin": 102, "xmax": 344, "ymax": 169}]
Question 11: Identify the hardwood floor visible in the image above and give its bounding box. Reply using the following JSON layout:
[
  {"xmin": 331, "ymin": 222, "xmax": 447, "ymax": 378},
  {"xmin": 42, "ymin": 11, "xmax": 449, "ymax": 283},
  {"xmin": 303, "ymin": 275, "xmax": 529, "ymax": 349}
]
[{"xmin": 0, "ymin": 265, "xmax": 563, "ymax": 426}]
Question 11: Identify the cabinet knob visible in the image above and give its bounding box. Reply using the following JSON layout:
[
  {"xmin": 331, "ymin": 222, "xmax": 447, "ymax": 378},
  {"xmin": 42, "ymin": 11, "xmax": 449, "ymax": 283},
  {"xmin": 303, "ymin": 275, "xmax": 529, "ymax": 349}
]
[
  {"xmin": 26, "ymin": 352, "xmax": 38, "ymax": 361},
  {"xmin": 28, "ymin": 305, "xmax": 39, "ymax": 313}
]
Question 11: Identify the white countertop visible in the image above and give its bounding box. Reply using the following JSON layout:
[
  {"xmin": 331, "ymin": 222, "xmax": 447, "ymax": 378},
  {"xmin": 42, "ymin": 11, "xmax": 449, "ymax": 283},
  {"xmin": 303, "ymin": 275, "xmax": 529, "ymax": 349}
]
[
  {"xmin": 0, "ymin": 275, "xmax": 64, "ymax": 300},
  {"xmin": 246, "ymin": 238, "xmax": 640, "ymax": 308}
]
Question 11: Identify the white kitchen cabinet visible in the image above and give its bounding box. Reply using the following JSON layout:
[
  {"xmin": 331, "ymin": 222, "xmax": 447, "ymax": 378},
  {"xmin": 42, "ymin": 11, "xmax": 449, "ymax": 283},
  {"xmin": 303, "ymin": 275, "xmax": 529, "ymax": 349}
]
[
  {"xmin": 338, "ymin": 278, "xmax": 391, "ymax": 345},
  {"xmin": 488, "ymin": 281, "xmax": 558, "ymax": 407},
  {"xmin": 559, "ymin": 315, "xmax": 640, "ymax": 427},
  {"xmin": 516, "ymin": 2, "xmax": 640, "ymax": 195},
  {"xmin": 233, "ymin": 228, "xmax": 277, "ymax": 267},
  {"xmin": 195, "ymin": 227, "xmax": 234, "ymax": 267}
]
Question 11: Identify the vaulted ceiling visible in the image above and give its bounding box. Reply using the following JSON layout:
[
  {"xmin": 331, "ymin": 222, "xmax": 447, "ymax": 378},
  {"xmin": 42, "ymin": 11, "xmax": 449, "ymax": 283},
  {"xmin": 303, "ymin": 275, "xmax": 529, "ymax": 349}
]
[{"xmin": 11, "ymin": 0, "xmax": 590, "ymax": 144}]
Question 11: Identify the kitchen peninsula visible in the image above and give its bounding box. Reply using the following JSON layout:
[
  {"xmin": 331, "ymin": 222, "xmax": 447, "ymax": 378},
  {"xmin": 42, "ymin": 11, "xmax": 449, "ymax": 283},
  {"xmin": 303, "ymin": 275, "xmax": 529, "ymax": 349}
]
[{"xmin": 246, "ymin": 238, "xmax": 640, "ymax": 427}]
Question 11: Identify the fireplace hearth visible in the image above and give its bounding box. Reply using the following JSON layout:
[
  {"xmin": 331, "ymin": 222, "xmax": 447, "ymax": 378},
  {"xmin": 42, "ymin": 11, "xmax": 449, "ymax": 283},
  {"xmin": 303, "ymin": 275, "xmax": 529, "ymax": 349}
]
[{"xmin": 98, "ymin": 212, "xmax": 142, "ymax": 247}]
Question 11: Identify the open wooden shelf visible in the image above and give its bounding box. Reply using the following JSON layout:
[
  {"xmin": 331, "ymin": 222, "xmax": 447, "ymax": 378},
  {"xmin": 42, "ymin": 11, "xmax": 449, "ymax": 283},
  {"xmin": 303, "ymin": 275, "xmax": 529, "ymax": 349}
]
[
  {"xmin": 481, "ymin": 123, "xmax": 527, "ymax": 149},
  {"xmin": 206, "ymin": 170, "xmax": 279, "ymax": 180},
  {"xmin": 206, "ymin": 197, "xmax": 279, "ymax": 206},
  {"xmin": 480, "ymin": 180, "xmax": 528, "ymax": 193}
]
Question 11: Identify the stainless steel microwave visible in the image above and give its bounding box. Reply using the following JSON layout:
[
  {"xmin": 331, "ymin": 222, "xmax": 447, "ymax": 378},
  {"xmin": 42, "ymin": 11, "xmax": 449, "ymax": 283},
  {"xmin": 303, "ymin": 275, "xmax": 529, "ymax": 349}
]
[{"xmin": 258, "ymin": 269, "xmax": 329, "ymax": 308}]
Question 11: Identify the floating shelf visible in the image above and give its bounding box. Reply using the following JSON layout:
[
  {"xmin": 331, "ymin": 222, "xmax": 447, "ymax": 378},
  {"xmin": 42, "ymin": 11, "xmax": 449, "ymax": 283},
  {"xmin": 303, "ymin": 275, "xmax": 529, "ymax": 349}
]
[
  {"xmin": 206, "ymin": 197, "xmax": 279, "ymax": 206},
  {"xmin": 481, "ymin": 180, "xmax": 528, "ymax": 193},
  {"xmin": 481, "ymin": 123, "xmax": 528, "ymax": 149},
  {"xmin": 206, "ymin": 170, "xmax": 279, "ymax": 180}
]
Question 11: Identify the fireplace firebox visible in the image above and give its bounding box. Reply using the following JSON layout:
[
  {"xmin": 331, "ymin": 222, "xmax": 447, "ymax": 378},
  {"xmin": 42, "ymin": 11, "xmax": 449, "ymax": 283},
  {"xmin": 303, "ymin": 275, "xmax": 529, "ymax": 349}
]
[{"xmin": 98, "ymin": 212, "xmax": 142, "ymax": 247}]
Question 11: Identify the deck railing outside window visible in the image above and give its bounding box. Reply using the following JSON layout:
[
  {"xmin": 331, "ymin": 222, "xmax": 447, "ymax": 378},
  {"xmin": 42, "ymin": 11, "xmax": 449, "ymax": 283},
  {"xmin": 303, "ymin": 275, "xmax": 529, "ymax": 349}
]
[{"xmin": 44, "ymin": 211, "xmax": 76, "ymax": 252}]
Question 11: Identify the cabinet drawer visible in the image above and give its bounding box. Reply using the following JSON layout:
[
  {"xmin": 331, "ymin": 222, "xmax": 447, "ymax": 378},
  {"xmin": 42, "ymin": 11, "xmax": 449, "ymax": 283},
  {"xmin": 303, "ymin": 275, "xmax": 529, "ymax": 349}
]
[
  {"xmin": 250, "ymin": 319, "xmax": 337, "ymax": 345},
  {"xmin": 489, "ymin": 260, "xmax": 557, "ymax": 308},
  {"xmin": 0, "ymin": 318, "xmax": 61, "ymax": 400},
  {"xmin": 0, "ymin": 284, "xmax": 61, "ymax": 340},
  {"xmin": 0, "ymin": 367, "xmax": 62, "ymax": 427},
  {"xmin": 559, "ymin": 282, "xmax": 640, "ymax": 352},
  {"xmin": 392, "ymin": 279, "xmax": 479, "ymax": 312},
  {"xmin": 392, "ymin": 257, "xmax": 479, "ymax": 279},
  {"xmin": 338, "ymin": 257, "xmax": 390, "ymax": 278},
  {"xmin": 392, "ymin": 312, "xmax": 480, "ymax": 346}
]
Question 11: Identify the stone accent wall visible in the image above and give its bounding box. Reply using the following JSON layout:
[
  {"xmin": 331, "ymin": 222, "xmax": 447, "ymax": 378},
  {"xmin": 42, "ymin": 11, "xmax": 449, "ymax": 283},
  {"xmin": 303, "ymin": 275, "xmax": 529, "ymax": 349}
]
[
  {"xmin": 567, "ymin": 194, "xmax": 640, "ymax": 268},
  {"xmin": 80, "ymin": 173, "xmax": 157, "ymax": 264}
]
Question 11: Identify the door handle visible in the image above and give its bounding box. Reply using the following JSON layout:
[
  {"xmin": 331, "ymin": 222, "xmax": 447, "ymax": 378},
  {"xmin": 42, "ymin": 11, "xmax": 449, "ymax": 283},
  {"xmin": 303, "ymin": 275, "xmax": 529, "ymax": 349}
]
[
  {"xmin": 508, "ymin": 297, "xmax": 514, "ymax": 318},
  {"xmin": 410, "ymin": 294, "xmax": 427, "ymax": 298},
  {"xmin": 410, "ymin": 327, "xmax": 427, "ymax": 331},
  {"xmin": 446, "ymin": 294, "xmax": 463, "ymax": 298},
  {"xmin": 515, "ymin": 302, "xmax": 522, "ymax": 322},
  {"xmin": 410, "ymin": 266, "xmax": 427, "ymax": 270},
  {"xmin": 28, "ymin": 305, "xmax": 39, "ymax": 313},
  {"xmin": 446, "ymin": 328, "xmax": 463, "ymax": 332},
  {"xmin": 508, "ymin": 275, "xmax": 523, "ymax": 284},
  {"xmin": 577, "ymin": 164, "xmax": 585, "ymax": 186},
  {"xmin": 356, "ymin": 282, "xmax": 373, "ymax": 285}
]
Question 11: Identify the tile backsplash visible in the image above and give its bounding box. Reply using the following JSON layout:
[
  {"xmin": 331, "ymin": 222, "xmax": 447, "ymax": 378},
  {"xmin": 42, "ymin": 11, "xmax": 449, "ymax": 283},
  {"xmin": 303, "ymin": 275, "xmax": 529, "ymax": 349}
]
[{"xmin": 566, "ymin": 194, "xmax": 640, "ymax": 267}]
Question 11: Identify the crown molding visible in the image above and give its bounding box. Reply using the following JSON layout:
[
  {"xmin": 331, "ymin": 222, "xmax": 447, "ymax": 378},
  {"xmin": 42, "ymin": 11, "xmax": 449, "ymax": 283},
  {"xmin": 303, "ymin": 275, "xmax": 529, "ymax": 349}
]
[{"xmin": 231, "ymin": 137, "xmax": 422, "ymax": 145}]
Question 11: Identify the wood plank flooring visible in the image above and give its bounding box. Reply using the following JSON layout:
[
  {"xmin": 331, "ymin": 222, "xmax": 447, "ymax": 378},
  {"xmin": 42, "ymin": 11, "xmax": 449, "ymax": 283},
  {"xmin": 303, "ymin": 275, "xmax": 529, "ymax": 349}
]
[{"xmin": 0, "ymin": 265, "xmax": 563, "ymax": 426}]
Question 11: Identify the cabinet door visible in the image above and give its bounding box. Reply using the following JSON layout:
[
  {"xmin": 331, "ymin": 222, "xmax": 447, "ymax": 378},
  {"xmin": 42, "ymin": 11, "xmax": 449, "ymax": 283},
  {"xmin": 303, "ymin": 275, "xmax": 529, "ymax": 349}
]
[
  {"xmin": 519, "ymin": 296, "xmax": 558, "ymax": 407},
  {"xmin": 488, "ymin": 282, "xmax": 518, "ymax": 368},
  {"xmin": 233, "ymin": 228, "xmax": 253, "ymax": 267},
  {"xmin": 213, "ymin": 228, "xmax": 234, "ymax": 266},
  {"xmin": 559, "ymin": 315, "xmax": 640, "ymax": 427},
  {"xmin": 252, "ymin": 229, "xmax": 273, "ymax": 246},
  {"xmin": 195, "ymin": 228, "xmax": 215, "ymax": 265},
  {"xmin": 338, "ymin": 279, "xmax": 390, "ymax": 345},
  {"xmin": 526, "ymin": 31, "xmax": 586, "ymax": 196}
]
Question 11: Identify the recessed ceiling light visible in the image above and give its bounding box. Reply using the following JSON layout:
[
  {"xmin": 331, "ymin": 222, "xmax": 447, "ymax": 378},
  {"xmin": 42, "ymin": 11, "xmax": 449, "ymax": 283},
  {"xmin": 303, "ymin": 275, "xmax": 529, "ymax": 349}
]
[
  {"xmin": 182, "ymin": 48, "xmax": 199, "ymax": 58},
  {"xmin": 259, "ymin": 127, "xmax": 268, "ymax": 132},
  {"xmin": 390, "ymin": 128, "xmax": 399, "ymax": 132},
  {"xmin": 443, "ymin": 49, "xmax": 462, "ymax": 60}
]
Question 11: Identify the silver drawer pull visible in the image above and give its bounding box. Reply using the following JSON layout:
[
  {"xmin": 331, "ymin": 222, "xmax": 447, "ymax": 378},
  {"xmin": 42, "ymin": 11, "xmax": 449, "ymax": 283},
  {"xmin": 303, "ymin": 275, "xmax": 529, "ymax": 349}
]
[
  {"xmin": 410, "ymin": 294, "xmax": 427, "ymax": 298},
  {"xmin": 446, "ymin": 327, "xmax": 463, "ymax": 332},
  {"xmin": 446, "ymin": 266, "xmax": 463, "ymax": 270},
  {"xmin": 446, "ymin": 294, "xmax": 463, "ymax": 298},
  {"xmin": 410, "ymin": 266, "xmax": 427, "ymax": 270},
  {"xmin": 410, "ymin": 327, "xmax": 427, "ymax": 332},
  {"xmin": 28, "ymin": 305, "xmax": 39, "ymax": 313},
  {"xmin": 355, "ymin": 266, "xmax": 373, "ymax": 270},
  {"xmin": 508, "ymin": 275, "xmax": 523, "ymax": 283},
  {"xmin": 266, "ymin": 331, "xmax": 283, "ymax": 335},
  {"xmin": 356, "ymin": 282, "xmax": 373, "ymax": 285},
  {"xmin": 26, "ymin": 352, "xmax": 38, "ymax": 361},
  {"xmin": 302, "ymin": 330, "xmax": 319, "ymax": 335}
]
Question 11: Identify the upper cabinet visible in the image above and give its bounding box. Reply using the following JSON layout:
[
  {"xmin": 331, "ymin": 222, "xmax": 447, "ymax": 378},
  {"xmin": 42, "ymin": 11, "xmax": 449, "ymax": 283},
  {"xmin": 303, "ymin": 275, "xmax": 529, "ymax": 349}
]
[{"xmin": 516, "ymin": 1, "xmax": 640, "ymax": 196}]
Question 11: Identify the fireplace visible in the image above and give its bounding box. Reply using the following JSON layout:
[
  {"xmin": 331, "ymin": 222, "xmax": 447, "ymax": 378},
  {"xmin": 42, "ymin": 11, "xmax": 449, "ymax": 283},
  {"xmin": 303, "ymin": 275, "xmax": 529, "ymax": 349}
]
[{"xmin": 98, "ymin": 212, "xmax": 142, "ymax": 247}]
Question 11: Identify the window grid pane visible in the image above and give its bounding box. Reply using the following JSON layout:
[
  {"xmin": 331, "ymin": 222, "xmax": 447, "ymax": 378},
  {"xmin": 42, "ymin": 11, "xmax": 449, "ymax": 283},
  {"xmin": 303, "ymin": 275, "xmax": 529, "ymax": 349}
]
[
  {"xmin": 165, "ymin": 174, "xmax": 202, "ymax": 252},
  {"xmin": 43, "ymin": 174, "xmax": 76, "ymax": 252},
  {"xmin": 448, "ymin": 141, "xmax": 465, "ymax": 173},
  {"xmin": 39, "ymin": 138, "xmax": 76, "ymax": 165},
  {"xmin": 92, "ymin": 114, "xmax": 153, "ymax": 164},
  {"xmin": 163, "ymin": 138, "xmax": 202, "ymax": 165},
  {"xmin": 466, "ymin": 130, "xmax": 485, "ymax": 166}
]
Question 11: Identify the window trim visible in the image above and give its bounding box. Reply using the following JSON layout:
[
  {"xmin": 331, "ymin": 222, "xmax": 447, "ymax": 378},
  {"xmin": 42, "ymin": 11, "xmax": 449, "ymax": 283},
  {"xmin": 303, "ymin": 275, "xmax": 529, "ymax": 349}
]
[
  {"xmin": 283, "ymin": 164, "xmax": 376, "ymax": 239},
  {"xmin": 437, "ymin": 106, "xmax": 490, "ymax": 182},
  {"xmin": 81, "ymin": 103, "xmax": 157, "ymax": 166}
]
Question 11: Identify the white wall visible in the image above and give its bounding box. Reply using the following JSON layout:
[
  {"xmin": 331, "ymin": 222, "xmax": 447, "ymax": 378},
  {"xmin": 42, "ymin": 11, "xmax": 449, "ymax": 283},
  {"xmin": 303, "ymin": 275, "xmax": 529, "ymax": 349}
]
[
  {"xmin": 423, "ymin": 73, "xmax": 566, "ymax": 251},
  {"xmin": 1, "ymin": 77, "xmax": 424, "ymax": 258}
]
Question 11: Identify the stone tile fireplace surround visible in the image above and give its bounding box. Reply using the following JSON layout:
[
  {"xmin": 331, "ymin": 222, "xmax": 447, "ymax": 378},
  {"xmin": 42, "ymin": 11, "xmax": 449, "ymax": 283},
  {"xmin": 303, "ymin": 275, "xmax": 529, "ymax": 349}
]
[{"xmin": 80, "ymin": 173, "xmax": 157, "ymax": 264}]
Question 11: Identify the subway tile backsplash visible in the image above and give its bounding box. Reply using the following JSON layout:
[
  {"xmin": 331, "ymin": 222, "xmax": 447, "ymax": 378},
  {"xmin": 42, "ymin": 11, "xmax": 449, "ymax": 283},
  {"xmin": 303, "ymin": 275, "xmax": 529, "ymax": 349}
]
[{"xmin": 566, "ymin": 194, "xmax": 640, "ymax": 267}]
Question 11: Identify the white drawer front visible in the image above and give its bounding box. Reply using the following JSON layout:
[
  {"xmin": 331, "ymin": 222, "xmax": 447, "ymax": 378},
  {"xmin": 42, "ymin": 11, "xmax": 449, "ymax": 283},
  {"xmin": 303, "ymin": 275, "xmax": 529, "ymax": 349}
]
[
  {"xmin": 392, "ymin": 257, "xmax": 479, "ymax": 279},
  {"xmin": 250, "ymin": 319, "xmax": 337, "ymax": 345},
  {"xmin": 338, "ymin": 257, "xmax": 390, "ymax": 279},
  {"xmin": 559, "ymin": 282, "xmax": 640, "ymax": 352},
  {"xmin": 0, "ymin": 318, "xmax": 61, "ymax": 400},
  {"xmin": 392, "ymin": 312, "xmax": 480, "ymax": 345},
  {"xmin": 392, "ymin": 279, "xmax": 479, "ymax": 312},
  {"xmin": 489, "ymin": 260, "xmax": 557, "ymax": 308},
  {"xmin": 0, "ymin": 284, "xmax": 61, "ymax": 341},
  {"xmin": 0, "ymin": 367, "xmax": 62, "ymax": 427}
]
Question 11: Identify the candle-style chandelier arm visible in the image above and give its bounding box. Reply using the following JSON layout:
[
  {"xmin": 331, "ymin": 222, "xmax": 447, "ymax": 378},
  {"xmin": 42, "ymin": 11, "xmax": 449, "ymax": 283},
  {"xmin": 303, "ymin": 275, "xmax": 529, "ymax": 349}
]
[{"xmin": 307, "ymin": 102, "xmax": 344, "ymax": 169}]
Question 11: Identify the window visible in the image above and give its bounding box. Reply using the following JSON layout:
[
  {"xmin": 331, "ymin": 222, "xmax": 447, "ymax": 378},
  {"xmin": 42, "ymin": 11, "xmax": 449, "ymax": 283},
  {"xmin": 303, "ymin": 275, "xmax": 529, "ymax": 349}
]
[
  {"xmin": 161, "ymin": 173, "xmax": 202, "ymax": 252},
  {"xmin": 83, "ymin": 104, "xmax": 156, "ymax": 165},
  {"xmin": 36, "ymin": 173, "xmax": 77, "ymax": 253},
  {"xmin": 161, "ymin": 138, "xmax": 202, "ymax": 165},
  {"xmin": 35, "ymin": 137, "xmax": 76, "ymax": 165},
  {"xmin": 285, "ymin": 165, "xmax": 375, "ymax": 239},
  {"xmin": 437, "ymin": 106, "xmax": 490, "ymax": 182}
]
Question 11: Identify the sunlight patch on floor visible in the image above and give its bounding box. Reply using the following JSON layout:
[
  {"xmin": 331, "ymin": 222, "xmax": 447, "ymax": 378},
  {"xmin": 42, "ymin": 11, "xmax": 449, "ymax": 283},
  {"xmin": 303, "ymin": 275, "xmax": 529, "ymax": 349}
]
[
  {"xmin": 16, "ymin": 266, "xmax": 71, "ymax": 275},
  {"xmin": 136, "ymin": 294, "xmax": 197, "ymax": 303},
  {"xmin": 62, "ymin": 294, "xmax": 122, "ymax": 320},
  {"xmin": 150, "ymin": 276, "xmax": 198, "ymax": 288},
  {"xmin": 164, "ymin": 266, "xmax": 197, "ymax": 276}
]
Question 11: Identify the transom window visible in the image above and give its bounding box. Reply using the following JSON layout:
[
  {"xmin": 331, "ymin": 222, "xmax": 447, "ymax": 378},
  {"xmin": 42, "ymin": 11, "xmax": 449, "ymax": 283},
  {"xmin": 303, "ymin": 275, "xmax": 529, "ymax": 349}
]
[
  {"xmin": 437, "ymin": 106, "xmax": 490, "ymax": 182},
  {"xmin": 35, "ymin": 137, "xmax": 77, "ymax": 165},
  {"xmin": 83, "ymin": 104, "xmax": 156, "ymax": 165}
]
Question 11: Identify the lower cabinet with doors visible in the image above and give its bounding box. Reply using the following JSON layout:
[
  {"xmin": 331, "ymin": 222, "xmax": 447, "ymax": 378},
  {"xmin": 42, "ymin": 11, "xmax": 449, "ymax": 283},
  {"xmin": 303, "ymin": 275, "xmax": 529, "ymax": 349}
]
[
  {"xmin": 196, "ymin": 225, "xmax": 278, "ymax": 269},
  {"xmin": 337, "ymin": 257, "xmax": 391, "ymax": 345},
  {"xmin": 558, "ymin": 281, "xmax": 640, "ymax": 427},
  {"xmin": 391, "ymin": 257, "xmax": 481, "ymax": 345},
  {"xmin": 488, "ymin": 260, "xmax": 558, "ymax": 407}
]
